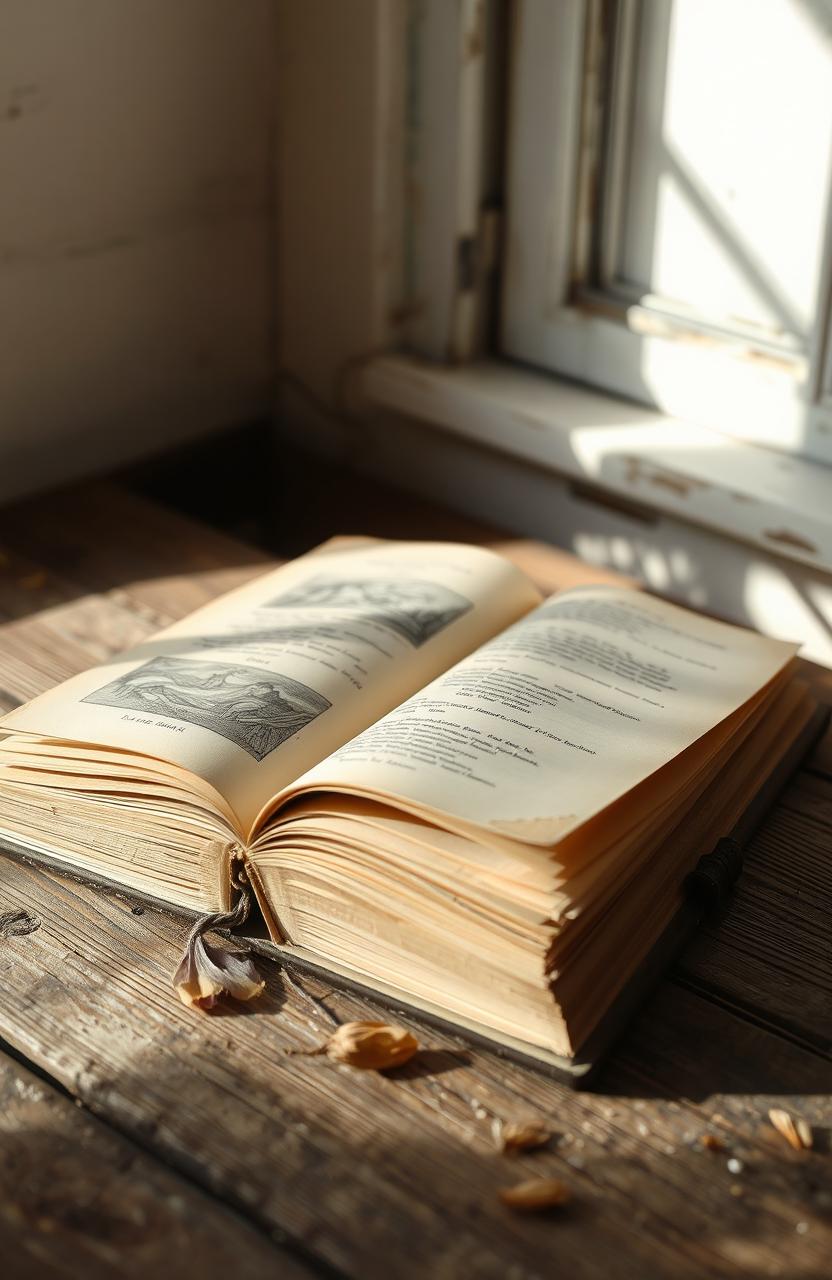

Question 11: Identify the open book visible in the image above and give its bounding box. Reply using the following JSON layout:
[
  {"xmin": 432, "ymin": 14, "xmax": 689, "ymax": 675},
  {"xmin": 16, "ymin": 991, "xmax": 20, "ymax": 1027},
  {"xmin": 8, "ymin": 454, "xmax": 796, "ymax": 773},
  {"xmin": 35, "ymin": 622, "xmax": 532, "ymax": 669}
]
[{"xmin": 0, "ymin": 538, "xmax": 819, "ymax": 1074}]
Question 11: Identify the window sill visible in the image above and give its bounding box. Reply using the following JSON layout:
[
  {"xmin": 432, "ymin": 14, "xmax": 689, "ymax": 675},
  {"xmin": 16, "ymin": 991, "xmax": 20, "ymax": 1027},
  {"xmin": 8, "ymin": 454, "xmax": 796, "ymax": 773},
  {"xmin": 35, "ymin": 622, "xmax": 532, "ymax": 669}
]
[{"xmin": 362, "ymin": 354, "xmax": 832, "ymax": 575}]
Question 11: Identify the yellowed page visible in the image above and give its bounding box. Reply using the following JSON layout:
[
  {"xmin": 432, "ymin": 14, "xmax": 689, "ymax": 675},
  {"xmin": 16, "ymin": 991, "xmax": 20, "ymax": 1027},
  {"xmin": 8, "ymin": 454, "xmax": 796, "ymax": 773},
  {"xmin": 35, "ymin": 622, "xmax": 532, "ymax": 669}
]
[
  {"xmin": 283, "ymin": 586, "xmax": 797, "ymax": 845},
  {"xmin": 0, "ymin": 541, "xmax": 540, "ymax": 833}
]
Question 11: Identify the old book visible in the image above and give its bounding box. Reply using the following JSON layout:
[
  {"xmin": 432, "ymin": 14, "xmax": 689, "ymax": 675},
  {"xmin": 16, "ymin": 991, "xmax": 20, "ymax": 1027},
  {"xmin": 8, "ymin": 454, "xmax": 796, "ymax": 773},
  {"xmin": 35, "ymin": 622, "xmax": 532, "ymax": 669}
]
[{"xmin": 0, "ymin": 538, "xmax": 821, "ymax": 1077}]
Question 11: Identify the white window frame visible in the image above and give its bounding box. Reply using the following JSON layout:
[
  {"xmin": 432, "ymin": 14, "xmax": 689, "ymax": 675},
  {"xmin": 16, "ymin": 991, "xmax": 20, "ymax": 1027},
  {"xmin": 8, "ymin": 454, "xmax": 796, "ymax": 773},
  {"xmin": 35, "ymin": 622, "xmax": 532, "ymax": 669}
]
[
  {"xmin": 276, "ymin": 0, "xmax": 832, "ymax": 664},
  {"xmin": 401, "ymin": 0, "xmax": 492, "ymax": 362},
  {"xmin": 500, "ymin": 0, "xmax": 832, "ymax": 462}
]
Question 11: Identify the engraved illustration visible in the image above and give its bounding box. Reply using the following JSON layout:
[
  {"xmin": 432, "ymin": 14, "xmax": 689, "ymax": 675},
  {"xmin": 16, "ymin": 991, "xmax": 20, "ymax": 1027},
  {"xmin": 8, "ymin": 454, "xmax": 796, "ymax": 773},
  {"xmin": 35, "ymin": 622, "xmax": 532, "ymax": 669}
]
[
  {"xmin": 82, "ymin": 657, "xmax": 332, "ymax": 761},
  {"xmin": 265, "ymin": 577, "xmax": 473, "ymax": 647}
]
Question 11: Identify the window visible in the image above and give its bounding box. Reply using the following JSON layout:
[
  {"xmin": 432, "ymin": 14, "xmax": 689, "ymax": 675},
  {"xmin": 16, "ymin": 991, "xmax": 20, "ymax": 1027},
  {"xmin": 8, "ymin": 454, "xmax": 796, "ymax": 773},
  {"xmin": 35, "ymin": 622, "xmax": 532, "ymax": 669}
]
[
  {"xmin": 280, "ymin": 0, "xmax": 832, "ymax": 664},
  {"xmin": 501, "ymin": 0, "xmax": 832, "ymax": 461}
]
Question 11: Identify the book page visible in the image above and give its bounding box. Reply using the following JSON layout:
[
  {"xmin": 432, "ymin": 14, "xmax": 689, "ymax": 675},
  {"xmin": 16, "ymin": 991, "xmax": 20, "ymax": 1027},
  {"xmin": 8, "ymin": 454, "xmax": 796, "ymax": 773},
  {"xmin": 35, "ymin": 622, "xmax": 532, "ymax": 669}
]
[
  {"xmin": 0, "ymin": 541, "xmax": 541, "ymax": 834},
  {"xmin": 284, "ymin": 586, "xmax": 798, "ymax": 845}
]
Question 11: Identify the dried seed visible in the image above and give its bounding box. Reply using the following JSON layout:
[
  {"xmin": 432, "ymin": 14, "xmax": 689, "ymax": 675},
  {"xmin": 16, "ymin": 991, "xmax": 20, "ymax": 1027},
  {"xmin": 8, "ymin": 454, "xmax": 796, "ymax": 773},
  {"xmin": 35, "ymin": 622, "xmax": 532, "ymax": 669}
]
[
  {"xmin": 318, "ymin": 1021, "xmax": 419, "ymax": 1070},
  {"xmin": 497, "ymin": 1121, "xmax": 552, "ymax": 1155},
  {"xmin": 768, "ymin": 1108, "xmax": 813, "ymax": 1151},
  {"xmin": 498, "ymin": 1178, "xmax": 572, "ymax": 1212},
  {"xmin": 701, "ymin": 1134, "xmax": 725, "ymax": 1153}
]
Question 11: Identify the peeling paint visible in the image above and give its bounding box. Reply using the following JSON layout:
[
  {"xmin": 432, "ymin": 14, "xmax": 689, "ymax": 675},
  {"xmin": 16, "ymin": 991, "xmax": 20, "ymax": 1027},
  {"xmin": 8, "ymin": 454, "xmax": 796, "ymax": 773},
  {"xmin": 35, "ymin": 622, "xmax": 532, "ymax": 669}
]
[
  {"xmin": 624, "ymin": 308, "xmax": 804, "ymax": 376},
  {"xmin": 623, "ymin": 456, "xmax": 710, "ymax": 498},
  {"xmin": 648, "ymin": 472, "xmax": 702, "ymax": 498},
  {"xmin": 464, "ymin": 0, "xmax": 487, "ymax": 62},
  {"xmin": 763, "ymin": 529, "xmax": 818, "ymax": 554}
]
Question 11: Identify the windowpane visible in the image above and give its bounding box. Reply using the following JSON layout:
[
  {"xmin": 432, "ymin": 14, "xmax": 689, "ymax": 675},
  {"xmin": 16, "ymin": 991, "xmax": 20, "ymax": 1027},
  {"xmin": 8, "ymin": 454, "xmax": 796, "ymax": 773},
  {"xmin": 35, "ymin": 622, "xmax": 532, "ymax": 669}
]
[{"xmin": 617, "ymin": 0, "xmax": 832, "ymax": 349}]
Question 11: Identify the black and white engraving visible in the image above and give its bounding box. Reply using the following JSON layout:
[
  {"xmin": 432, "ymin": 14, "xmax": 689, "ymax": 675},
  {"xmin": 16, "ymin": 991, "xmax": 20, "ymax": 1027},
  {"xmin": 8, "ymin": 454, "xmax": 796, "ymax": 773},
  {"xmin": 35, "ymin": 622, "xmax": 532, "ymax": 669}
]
[
  {"xmin": 265, "ymin": 576, "xmax": 473, "ymax": 647},
  {"xmin": 83, "ymin": 657, "xmax": 332, "ymax": 761}
]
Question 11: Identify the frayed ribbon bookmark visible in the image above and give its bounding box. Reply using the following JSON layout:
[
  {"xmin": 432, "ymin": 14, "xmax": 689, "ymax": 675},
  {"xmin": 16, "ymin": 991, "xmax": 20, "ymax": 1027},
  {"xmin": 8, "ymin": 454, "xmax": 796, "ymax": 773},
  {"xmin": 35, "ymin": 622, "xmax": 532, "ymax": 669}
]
[{"xmin": 173, "ymin": 871, "xmax": 265, "ymax": 1011}]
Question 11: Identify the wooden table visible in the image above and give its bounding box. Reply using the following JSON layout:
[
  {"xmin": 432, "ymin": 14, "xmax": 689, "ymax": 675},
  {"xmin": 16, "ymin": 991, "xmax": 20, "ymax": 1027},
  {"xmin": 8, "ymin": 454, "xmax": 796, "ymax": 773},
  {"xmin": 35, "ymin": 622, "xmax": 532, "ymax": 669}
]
[{"xmin": 0, "ymin": 481, "xmax": 830, "ymax": 1280}]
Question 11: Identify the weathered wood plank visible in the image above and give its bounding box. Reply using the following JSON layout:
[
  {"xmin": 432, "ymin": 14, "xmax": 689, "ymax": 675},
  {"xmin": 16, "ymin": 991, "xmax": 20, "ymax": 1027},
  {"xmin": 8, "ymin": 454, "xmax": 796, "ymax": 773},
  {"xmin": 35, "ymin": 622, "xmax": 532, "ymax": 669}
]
[
  {"xmin": 1, "ymin": 853, "xmax": 830, "ymax": 1280},
  {"xmin": 0, "ymin": 1050, "xmax": 311, "ymax": 1279},
  {"xmin": 806, "ymin": 719, "xmax": 832, "ymax": 779},
  {"xmin": 0, "ymin": 483, "xmax": 272, "ymax": 707},
  {"xmin": 0, "ymin": 481, "xmax": 270, "ymax": 628},
  {"xmin": 676, "ymin": 772, "xmax": 832, "ymax": 1054},
  {"xmin": 1, "ymin": 478, "xmax": 831, "ymax": 1278},
  {"xmin": 0, "ymin": 479, "xmax": 628, "ymax": 623}
]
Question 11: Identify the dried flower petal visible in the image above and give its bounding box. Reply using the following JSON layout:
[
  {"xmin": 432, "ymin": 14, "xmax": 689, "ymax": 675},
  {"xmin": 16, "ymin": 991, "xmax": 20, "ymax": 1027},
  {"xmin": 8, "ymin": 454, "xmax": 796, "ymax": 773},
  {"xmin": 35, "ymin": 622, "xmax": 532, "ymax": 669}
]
[
  {"xmin": 768, "ymin": 1108, "xmax": 813, "ymax": 1151},
  {"xmin": 497, "ymin": 1121, "xmax": 552, "ymax": 1155},
  {"xmin": 796, "ymin": 1119, "xmax": 814, "ymax": 1149},
  {"xmin": 319, "ymin": 1021, "xmax": 419, "ymax": 1070},
  {"xmin": 174, "ymin": 932, "xmax": 264, "ymax": 1010},
  {"xmin": 701, "ymin": 1134, "xmax": 725, "ymax": 1153},
  {"xmin": 498, "ymin": 1178, "xmax": 572, "ymax": 1212}
]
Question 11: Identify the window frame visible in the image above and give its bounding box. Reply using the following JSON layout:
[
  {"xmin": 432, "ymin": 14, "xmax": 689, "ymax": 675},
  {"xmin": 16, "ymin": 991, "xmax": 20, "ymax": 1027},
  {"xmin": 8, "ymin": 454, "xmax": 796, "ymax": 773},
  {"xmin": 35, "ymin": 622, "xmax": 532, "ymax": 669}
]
[
  {"xmin": 500, "ymin": 0, "xmax": 832, "ymax": 463},
  {"xmin": 275, "ymin": 0, "xmax": 832, "ymax": 657},
  {"xmin": 401, "ymin": 0, "xmax": 502, "ymax": 362}
]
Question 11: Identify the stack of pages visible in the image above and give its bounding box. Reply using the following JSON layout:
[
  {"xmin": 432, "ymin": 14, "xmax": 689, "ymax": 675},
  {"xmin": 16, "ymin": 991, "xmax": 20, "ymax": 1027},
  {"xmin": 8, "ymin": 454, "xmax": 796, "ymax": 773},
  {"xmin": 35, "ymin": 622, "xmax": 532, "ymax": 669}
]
[{"xmin": 0, "ymin": 539, "xmax": 815, "ymax": 1068}]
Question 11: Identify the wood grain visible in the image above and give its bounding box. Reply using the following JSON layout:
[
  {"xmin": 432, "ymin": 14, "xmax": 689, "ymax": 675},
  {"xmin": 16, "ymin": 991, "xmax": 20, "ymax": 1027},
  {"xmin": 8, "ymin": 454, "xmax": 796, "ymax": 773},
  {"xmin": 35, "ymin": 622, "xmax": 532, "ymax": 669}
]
[
  {"xmin": 0, "ymin": 479, "xmax": 830, "ymax": 1279},
  {"xmin": 676, "ymin": 773, "xmax": 832, "ymax": 1055},
  {"xmin": 0, "ymin": 480, "xmax": 827, "ymax": 1053},
  {"xmin": 0, "ymin": 482, "xmax": 271, "ymax": 616},
  {"xmin": 1, "ymin": 852, "xmax": 831, "ymax": 1280},
  {"xmin": 0, "ymin": 1051, "xmax": 310, "ymax": 1279}
]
